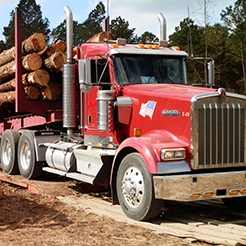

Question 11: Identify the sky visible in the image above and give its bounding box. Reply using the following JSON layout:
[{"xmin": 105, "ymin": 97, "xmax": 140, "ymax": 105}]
[{"xmin": 0, "ymin": 0, "xmax": 234, "ymax": 42}]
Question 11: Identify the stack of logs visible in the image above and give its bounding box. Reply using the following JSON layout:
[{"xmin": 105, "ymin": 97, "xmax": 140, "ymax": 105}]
[{"xmin": 0, "ymin": 33, "xmax": 67, "ymax": 106}]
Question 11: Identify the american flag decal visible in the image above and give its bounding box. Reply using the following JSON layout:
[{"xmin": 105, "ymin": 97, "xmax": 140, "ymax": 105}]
[{"xmin": 139, "ymin": 101, "xmax": 156, "ymax": 119}]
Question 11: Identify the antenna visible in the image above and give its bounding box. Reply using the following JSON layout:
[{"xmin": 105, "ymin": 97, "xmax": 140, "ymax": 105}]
[{"xmin": 187, "ymin": 6, "xmax": 193, "ymax": 58}]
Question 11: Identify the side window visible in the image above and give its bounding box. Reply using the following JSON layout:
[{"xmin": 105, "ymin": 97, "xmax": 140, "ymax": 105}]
[{"xmin": 90, "ymin": 59, "xmax": 110, "ymax": 88}]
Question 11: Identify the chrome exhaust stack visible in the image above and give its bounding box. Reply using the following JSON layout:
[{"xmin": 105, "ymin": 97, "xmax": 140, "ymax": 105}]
[
  {"xmin": 158, "ymin": 13, "xmax": 167, "ymax": 47},
  {"xmin": 63, "ymin": 6, "xmax": 78, "ymax": 140}
]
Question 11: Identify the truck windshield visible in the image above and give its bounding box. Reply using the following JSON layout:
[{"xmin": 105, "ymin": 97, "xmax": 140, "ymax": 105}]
[{"xmin": 113, "ymin": 55, "xmax": 188, "ymax": 85}]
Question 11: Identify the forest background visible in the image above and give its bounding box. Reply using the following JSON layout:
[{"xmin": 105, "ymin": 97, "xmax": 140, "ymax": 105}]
[{"xmin": 0, "ymin": 0, "xmax": 245, "ymax": 94}]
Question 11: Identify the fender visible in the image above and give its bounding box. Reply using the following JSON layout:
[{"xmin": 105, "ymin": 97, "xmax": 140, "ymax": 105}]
[
  {"xmin": 113, "ymin": 129, "xmax": 189, "ymax": 174},
  {"xmin": 110, "ymin": 129, "xmax": 190, "ymax": 204}
]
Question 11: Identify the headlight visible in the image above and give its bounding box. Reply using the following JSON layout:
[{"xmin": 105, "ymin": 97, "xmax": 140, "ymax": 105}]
[{"xmin": 161, "ymin": 148, "xmax": 186, "ymax": 161}]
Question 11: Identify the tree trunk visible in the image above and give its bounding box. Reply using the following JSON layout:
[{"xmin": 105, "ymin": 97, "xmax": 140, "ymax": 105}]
[
  {"xmin": 24, "ymin": 86, "xmax": 41, "ymax": 100},
  {"xmin": 22, "ymin": 53, "xmax": 42, "ymax": 71},
  {"xmin": 53, "ymin": 40, "xmax": 66, "ymax": 53},
  {"xmin": 44, "ymin": 52, "xmax": 65, "ymax": 71},
  {"xmin": 0, "ymin": 53, "xmax": 44, "ymax": 83},
  {"xmin": 41, "ymin": 80, "xmax": 61, "ymax": 100},
  {"xmin": 26, "ymin": 69, "xmax": 50, "ymax": 86},
  {"xmin": 22, "ymin": 33, "xmax": 46, "ymax": 54},
  {"xmin": 0, "ymin": 47, "xmax": 15, "ymax": 67},
  {"xmin": 87, "ymin": 31, "xmax": 114, "ymax": 42},
  {"xmin": 0, "ymin": 78, "xmax": 15, "ymax": 92},
  {"xmin": 37, "ymin": 46, "xmax": 56, "ymax": 58},
  {"xmin": 0, "ymin": 60, "xmax": 15, "ymax": 84},
  {"xmin": 0, "ymin": 91, "xmax": 15, "ymax": 105}
]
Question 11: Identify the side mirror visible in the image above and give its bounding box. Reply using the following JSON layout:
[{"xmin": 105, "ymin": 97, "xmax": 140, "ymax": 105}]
[{"xmin": 78, "ymin": 59, "xmax": 92, "ymax": 93}]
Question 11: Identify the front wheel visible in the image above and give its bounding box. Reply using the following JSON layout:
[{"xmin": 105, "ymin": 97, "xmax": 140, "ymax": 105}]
[
  {"xmin": 18, "ymin": 131, "xmax": 43, "ymax": 179},
  {"xmin": 1, "ymin": 130, "xmax": 20, "ymax": 174},
  {"xmin": 116, "ymin": 153, "xmax": 163, "ymax": 221},
  {"xmin": 222, "ymin": 197, "xmax": 246, "ymax": 211}
]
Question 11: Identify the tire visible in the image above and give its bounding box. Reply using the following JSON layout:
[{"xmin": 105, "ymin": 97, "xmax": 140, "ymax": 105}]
[
  {"xmin": 1, "ymin": 130, "xmax": 20, "ymax": 174},
  {"xmin": 17, "ymin": 131, "xmax": 42, "ymax": 179},
  {"xmin": 116, "ymin": 152, "xmax": 163, "ymax": 221},
  {"xmin": 222, "ymin": 197, "xmax": 246, "ymax": 211}
]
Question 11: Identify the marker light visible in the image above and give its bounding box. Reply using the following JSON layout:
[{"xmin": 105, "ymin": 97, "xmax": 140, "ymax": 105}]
[
  {"xmin": 203, "ymin": 192, "xmax": 213, "ymax": 198},
  {"xmin": 146, "ymin": 44, "xmax": 153, "ymax": 49},
  {"xmin": 153, "ymin": 45, "xmax": 159, "ymax": 49},
  {"xmin": 229, "ymin": 189, "xmax": 240, "ymax": 196},
  {"xmin": 110, "ymin": 44, "xmax": 119, "ymax": 48},
  {"xmin": 133, "ymin": 128, "xmax": 142, "ymax": 137},
  {"xmin": 138, "ymin": 44, "xmax": 145, "ymax": 49},
  {"xmin": 171, "ymin": 46, "xmax": 181, "ymax": 51},
  {"xmin": 160, "ymin": 148, "xmax": 186, "ymax": 161},
  {"xmin": 190, "ymin": 193, "xmax": 201, "ymax": 199},
  {"xmin": 107, "ymin": 144, "xmax": 114, "ymax": 149},
  {"xmin": 241, "ymin": 188, "xmax": 246, "ymax": 195}
]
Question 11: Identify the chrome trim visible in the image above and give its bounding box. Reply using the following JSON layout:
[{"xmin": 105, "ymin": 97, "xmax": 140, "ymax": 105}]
[
  {"xmin": 109, "ymin": 48, "xmax": 188, "ymax": 56},
  {"xmin": 157, "ymin": 160, "xmax": 190, "ymax": 174},
  {"xmin": 153, "ymin": 170, "xmax": 246, "ymax": 201},
  {"xmin": 191, "ymin": 90, "xmax": 246, "ymax": 169}
]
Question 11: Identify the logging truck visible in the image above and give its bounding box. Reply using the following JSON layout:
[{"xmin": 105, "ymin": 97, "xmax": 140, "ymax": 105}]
[{"xmin": 0, "ymin": 6, "xmax": 246, "ymax": 221}]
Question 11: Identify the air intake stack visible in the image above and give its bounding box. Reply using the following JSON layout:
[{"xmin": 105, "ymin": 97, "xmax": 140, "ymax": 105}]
[
  {"xmin": 158, "ymin": 13, "xmax": 167, "ymax": 47},
  {"xmin": 63, "ymin": 6, "xmax": 77, "ymax": 139}
]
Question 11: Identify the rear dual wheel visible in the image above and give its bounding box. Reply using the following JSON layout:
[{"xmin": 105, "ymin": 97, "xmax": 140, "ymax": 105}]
[
  {"xmin": 18, "ymin": 131, "xmax": 43, "ymax": 179},
  {"xmin": 1, "ymin": 130, "xmax": 20, "ymax": 174},
  {"xmin": 0, "ymin": 129, "xmax": 42, "ymax": 179}
]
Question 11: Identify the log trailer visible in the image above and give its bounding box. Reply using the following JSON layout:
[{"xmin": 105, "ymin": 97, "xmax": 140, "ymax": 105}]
[{"xmin": 1, "ymin": 6, "xmax": 246, "ymax": 221}]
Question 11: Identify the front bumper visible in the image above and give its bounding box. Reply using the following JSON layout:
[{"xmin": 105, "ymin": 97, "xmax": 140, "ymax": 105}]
[{"xmin": 153, "ymin": 170, "xmax": 246, "ymax": 201}]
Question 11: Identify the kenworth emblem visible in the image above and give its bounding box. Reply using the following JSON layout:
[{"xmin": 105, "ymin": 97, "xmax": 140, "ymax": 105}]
[{"xmin": 162, "ymin": 110, "xmax": 180, "ymax": 117}]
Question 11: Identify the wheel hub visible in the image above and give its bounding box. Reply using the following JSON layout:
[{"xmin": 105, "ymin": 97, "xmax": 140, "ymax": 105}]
[
  {"xmin": 2, "ymin": 140, "xmax": 11, "ymax": 165},
  {"xmin": 123, "ymin": 178, "xmax": 136, "ymax": 200},
  {"xmin": 121, "ymin": 166, "xmax": 144, "ymax": 208}
]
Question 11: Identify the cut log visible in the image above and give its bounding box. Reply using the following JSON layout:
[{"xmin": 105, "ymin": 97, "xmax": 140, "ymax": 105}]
[
  {"xmin": 0, "ymin": 47, "xmax": 15, "ymax": 67},
  {"xmin": 53, "ymin": 40, "xmax": 66, "ymax": 53},
  {"xmin": 24, "ymin": 86, "xmax": 41, "ymax": 100},
  {"xmin": 0, "ymin": 53, "xmax": 44, "ymax": 84},
  {"xmin": 44, "ymin": 52, "xmax": 65, "ymax": 71},
  {"xmin": 87, "ymin": 31, "xmax": 114, "ymax": 43},
  {"xmin": 37, "ymin": 46, "xmax": 56, "ymax": 58},
  {"xmin": 0, "ymin": 78, "xmax": 15, "ymax": 92},
  {"xmin": 22, "ymin": 53, "xmax": 42, "ymax": 71},
  {"xmin": 0, "ymin": 69, "xmax": 50, "ymax": 93},
  {"xmin": 0, "ymin": 33, "xmax": 46, "ymax": 67},
  {"xmin": 26, "ymin": 69, "xmax": 50, "ymax": 87},
  {"xmin": 22, "ymin": 33, "xmax": 46, "ymax": 54},
  {"xmin": 0, "ymin": 91, "xmax": 15, "ymax": 105},
  {"xmin": 0, "ymin": 60, "xmax": 16, "ymax": 84},
  {"xmin": 42, "ymin": 80, "xmax": 61, "ymax": 100}
]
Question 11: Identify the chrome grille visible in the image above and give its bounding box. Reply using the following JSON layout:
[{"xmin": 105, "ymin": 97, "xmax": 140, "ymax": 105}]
[{"xmin": 192, "ymin": 93, "xmax": 246, "ymax": 169}]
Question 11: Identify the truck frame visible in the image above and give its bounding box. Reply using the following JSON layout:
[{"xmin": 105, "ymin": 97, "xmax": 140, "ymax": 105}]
[{"xmin": 0, "ymin": 6, "xmax": 246, "ymax": 221}]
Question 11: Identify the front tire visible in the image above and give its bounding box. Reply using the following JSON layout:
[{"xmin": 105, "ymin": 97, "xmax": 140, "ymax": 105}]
[
  {"xmin": 18, "ymin": 131, "xmax": 42, "ymax": 179},
  {"xmin": 116, "ymin": 152, "xmax": 163, "ymax": 221},
  {"xmin": 1, "ymin": 130, "xmax": 20, "ymax": 174},
  {"xmin": 222, "ymin": 197, "xmax": 246, "ymax": 211}
]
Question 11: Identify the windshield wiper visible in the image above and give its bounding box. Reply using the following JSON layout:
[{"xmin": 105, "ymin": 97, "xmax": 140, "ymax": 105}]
[{"xmin": 156, "ymin": 63, "xmax": 175, "ymax": 84}]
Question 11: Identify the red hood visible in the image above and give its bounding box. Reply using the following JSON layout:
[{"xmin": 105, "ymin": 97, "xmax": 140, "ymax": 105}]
[{"xmin": 121, "ymin": 84, "xmax": 217, "ymax": 100}]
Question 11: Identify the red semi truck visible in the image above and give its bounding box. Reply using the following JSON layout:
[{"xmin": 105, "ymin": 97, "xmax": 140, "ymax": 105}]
[{"xmin": 1, "ymin": 6, "xmax": 246, "ymax": 221}]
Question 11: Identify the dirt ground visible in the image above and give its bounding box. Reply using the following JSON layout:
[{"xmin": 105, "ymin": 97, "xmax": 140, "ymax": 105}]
[{"xmin": 0, "ymin": 170, "xmax": 211, "ymax": 246}]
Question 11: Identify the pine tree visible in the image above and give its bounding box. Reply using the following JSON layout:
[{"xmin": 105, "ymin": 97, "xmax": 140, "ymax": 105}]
[
  {"xmin": 110, "ymin": 16, "xmax": 136, "ymax": 43},
  {"xmin": 2, "ymin": 0, "xmax": 50, "ymax": 49}
]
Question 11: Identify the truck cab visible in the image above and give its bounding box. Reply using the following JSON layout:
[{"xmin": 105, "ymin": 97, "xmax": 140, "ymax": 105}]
[{"xmin": 1, "ymin": 6, "xmax": 246, "ymax": 222}]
